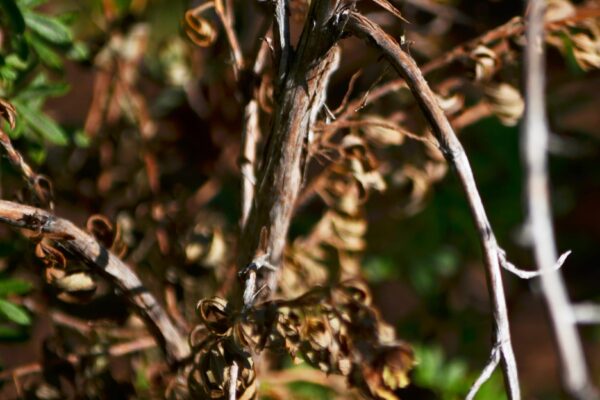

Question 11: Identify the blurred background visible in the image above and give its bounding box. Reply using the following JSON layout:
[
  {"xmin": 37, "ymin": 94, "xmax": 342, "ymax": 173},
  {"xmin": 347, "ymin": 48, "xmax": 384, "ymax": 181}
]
[{"xmin": 0, "ymin": 0, "xmax": 599, "ymax": 398}]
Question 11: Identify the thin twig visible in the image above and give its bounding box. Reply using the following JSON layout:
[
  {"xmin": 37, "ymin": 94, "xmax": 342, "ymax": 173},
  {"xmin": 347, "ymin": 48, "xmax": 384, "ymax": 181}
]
[
  {"xmin": 0, "ymin": 200, "xmax": 189, "ymax": 366},
  {"xmin": 522, "ymin": 1, "xmax": 598, "ymax": 399},
  {"xmin": 498, "ymin": 249, "xmax": 571, "ymax": 280},
  {"xmin": 273, "ymin": 0, "xmax": 291, "ymax": 91},
  {"xmin": 466, "ymin": 344, "xmax": 501, "ymax": 400},
  {"xmin": 572, "ymin": 304, "xmax": 600, "ymax": 325},
  {"xmin": 0, "ymin": 125, "xmax": 53, "ymax": 209},
  {"xmin": 215, "ymin": 0, "xmax": 244, "ymax": 74},
  {"xmin": 346, "ymin": 12, "xmax": 520, "ymax": 399},
  {"xmin": 228, "ymin": 361, "xmax": 239, "ymax": 400}
]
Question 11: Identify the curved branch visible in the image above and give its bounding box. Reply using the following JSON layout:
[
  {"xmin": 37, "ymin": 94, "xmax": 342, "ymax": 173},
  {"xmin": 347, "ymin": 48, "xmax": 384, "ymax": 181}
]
[
  {"xmin": 0, "ymin": 200, "xmax": 189, "ymax": 367},
  {"xmin": 346, "ymin": 12, "xmax": 520, "ymax": 399}
]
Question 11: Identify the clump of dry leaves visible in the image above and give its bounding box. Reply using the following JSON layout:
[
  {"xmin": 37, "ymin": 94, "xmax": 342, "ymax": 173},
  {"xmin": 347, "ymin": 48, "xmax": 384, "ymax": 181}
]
[{"xmin": 184, "ymin": 280, "xmax": 414, "ymax": 400}]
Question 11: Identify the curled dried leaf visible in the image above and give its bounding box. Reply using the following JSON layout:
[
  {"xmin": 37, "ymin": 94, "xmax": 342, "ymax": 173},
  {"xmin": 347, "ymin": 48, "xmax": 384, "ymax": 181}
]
[
  {"xmin": 470, "ymin": 45, "xmax": 498, "ymax": 82},
  {"xmin": 0, "ymin": 98, "xmax": 17, "ymax": 129},
  {"xmin": 184, "ymin": 2, "xmax": 218, "ymax": 47},
  {"xmin": 54, "ymin": 272, "xmax": 97, "ymax": 293},
  {"xmin": 484, "ymin": 83, "xmax": 524, "ymax": 126},
  {"xmin": 188, "ymin": 338, "xmax": 256, "ymax": 400},
  {"xmin": 185, "ymin": 225, "xmax": 227, "ymax": 268},
  {"xmin": 87, "ymin": 214, "xmax": 116, "ymax": 249},
  {"xmin": 546, "ymin": 0, "xmax": 576, "ymax": 22},
  {"xmin": 570, "ymin": 30, "xmax": 600, "ymax": 70},
  {"xmin": 436, "ymin": 93, "xmax": 464, "ymax": 114},
  {"xmin": 197, "ymin": 297, "xmax": 232, "ymax": 336},
  {"xmin": 360, "ymin": 115, "xmax": 406, "ymax": 146},
  {"xmin": 35, "ymin": 242, "xmax": 67, "ymax": 269}
]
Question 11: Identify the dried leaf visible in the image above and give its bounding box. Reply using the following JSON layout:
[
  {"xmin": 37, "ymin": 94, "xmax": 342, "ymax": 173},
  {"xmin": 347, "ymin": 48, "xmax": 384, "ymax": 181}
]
[
  {"xmin": 360, "ymin": 115, "xmax": 405, "ymax": 146},
  {"xmin": 54, "ymin": 272, "xmax": 96, "ymax": 293},
  {"xmin": 484, "ymin": 83, "xmax": 524, "ymax": 126},
  {"xmin": 0, "ymin": 98, "xmax": 17, "ymax": 129},
  {"xmin": 471, "ymin": 45, "xmax": 498, "ymax": 82},
  {"xmin": 184, "ymin": 3, "xmax": 218, "ymax": 48}
]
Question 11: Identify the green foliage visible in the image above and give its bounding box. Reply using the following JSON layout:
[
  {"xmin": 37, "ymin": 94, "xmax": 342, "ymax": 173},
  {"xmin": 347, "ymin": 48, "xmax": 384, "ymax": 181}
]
[
  {"xmin": 413, "ymin": 345, "xmax": 506, "ymax": 400},
  {"xmin": 0, "ymin": 276, "xmax": 32, "ymax": 339},
  {"xmin": 0, "ymin": 298, "xmax": 30, "ymax": 325},
  {"xmin": 0, "ymin": 0, "xmax": 90, "ymax": 157}
]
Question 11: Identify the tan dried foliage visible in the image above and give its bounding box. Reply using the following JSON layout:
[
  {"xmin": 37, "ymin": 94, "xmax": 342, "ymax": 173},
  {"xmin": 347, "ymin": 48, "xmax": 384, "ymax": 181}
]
[
  {"xmin": 189, "ymin": 280, "xmax": 414, "ymax": 400},
  {"xmin": 546, "ymin": 0, "xmax": 600, "ymax": 70}
]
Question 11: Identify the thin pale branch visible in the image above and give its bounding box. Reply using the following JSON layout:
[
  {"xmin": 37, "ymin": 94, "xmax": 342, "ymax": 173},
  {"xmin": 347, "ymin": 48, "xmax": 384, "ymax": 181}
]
[
  {"xmin": 572, "ymin": 304, "xmax": 600, "ymax": 325},
  {"xmin": 498, "ymin": 249, "xmax": 571, "ymax": 280},
  {"xmin": 466, "ymin": 344, "xmax": 501, "ymax": 400},
  {"xmin": 228, "ymin": 361, "xmax": 239, "ymax": 400},
  {"xmin": 0, "ymin": 200, "xmax": 189, "ymax": 366},
  {"xmin": 522, "ymin": 1, "xmax": 598, "ymax": 398},
  {"xmin": 346, "ymin": 12, "xmax": 520, "ymax": 399}
]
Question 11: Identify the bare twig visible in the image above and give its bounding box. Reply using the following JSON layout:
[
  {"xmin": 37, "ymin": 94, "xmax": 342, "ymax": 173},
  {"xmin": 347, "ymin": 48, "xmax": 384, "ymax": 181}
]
[
  {"xmin": 346, "ymin": 12, "xmax": 521, "ymax": 399},
  {"xmin": 0, "ymin": 200, "xmax": 189, "ymax": 366},
  {"xmin": 0, "ymin": 125, "xmax": 53, "ymax": 209},
  {"xmin": 273, "ymin": 0, "xmax": 291, "ymax": 91},
  {"xmin": 228, "ymin": 361, "xmax": 239, "ymax": 400},
  {"xmin": 572, "ymin": 304, "xmax": 600, "ymax": 325},
  {"xmin": 214, "ymin": 0, "xmax": 244, "ymax": 74},
  {"xmin": 466, "ymin": 344, "xmax": 501, "ymax": 400},
  {"xmin": 522, "ymin": 1, "xmax": 598, "ymax": 399},
  {"xmin": 498, "ymin": 249, "xmax": 571, "ymax": 280}
]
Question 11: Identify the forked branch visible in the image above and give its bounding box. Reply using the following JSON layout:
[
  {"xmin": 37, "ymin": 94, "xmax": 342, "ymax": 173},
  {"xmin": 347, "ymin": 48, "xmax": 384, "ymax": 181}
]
[{"xmin": 346, "ymin": 12, "xmax": 521, "ymax": 399}]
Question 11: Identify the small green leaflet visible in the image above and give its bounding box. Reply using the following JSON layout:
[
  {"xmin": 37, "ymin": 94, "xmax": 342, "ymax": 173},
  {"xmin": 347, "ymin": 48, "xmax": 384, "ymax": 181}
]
[
  {"xmin": 0, "ymin": 298, "xmax": 31, "ymax": 325},
  {"xmin": 14, "ymin": 99, "xmax": 69, "ymax": 145},
  {"xmin": 24, "ymin": 11, "xmax": 72, "ymax": 45}
]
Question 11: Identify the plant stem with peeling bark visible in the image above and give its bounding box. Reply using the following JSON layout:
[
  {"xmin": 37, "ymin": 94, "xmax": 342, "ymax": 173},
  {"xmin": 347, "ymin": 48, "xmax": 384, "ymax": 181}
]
[
  {"xmin": 346, "ymin": 12, "xmax": 520, "ymax": 399},
  {"xmin": 238, "ymin": 0, "xmax": 347, "ymax": 297}
]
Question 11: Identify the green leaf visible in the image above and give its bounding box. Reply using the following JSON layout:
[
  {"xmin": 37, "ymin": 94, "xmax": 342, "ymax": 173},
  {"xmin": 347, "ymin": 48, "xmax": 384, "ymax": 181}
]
[
  {"xmin": 0, "ymin": 0, "xmax": 26, "ymax": 34},
  {"xmin": 0, "ymin": 298, "xmax": 31, "ymax": 325},
  {"xmin": 16, "ymin": 75, "xmax": 69, "ymax": 101},
  {"xmin": 66, "ymin": 41, "xmax": 90, "ymax": 61},
  {"xmin": 73, "ymin": 129, "xmax": 91, "ymax": 147},
  {"xmin": 14, "ymin": 100, "xmax": 69, "ymax": 145},
  {"xmin": 5, "ymin": 53, "xmax": 28, "ymax": 70},
  {"xmin": 27, "ymin": 142, "xmax": 46, "ymax": 164},
  {"xmin": 24, "ymin": 11, "xmax": 72, "ymax": 45},
  {"xmin": 27, "ymin": 33, "xmax": 63, "ymax": 69},
  {"xmin": 0, "ymin": 278, "xmax": 32, "ymax": 296}
]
